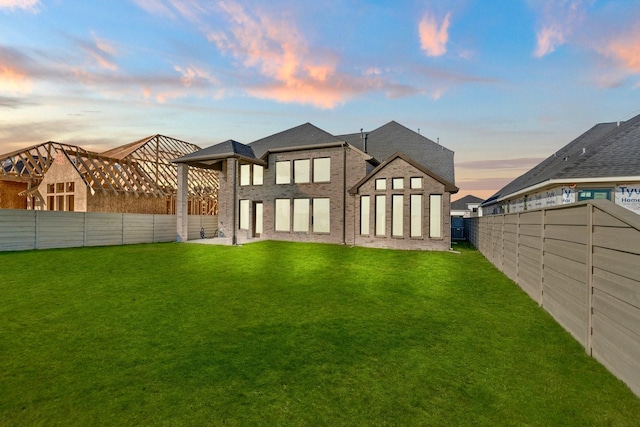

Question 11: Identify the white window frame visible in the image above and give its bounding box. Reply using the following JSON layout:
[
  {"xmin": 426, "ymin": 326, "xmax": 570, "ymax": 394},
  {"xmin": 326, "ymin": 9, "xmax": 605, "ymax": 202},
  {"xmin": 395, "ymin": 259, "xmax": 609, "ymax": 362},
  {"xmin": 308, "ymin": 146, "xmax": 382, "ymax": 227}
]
[
  {"xmin": 313, "ymin": 158, "xmax": 331, "ymax": 183},
  {"xmin": 375, "ymin": 178, "xmax": 386, "ymax": 190},
  {"xmin": 392, "ymin": 178, "xmax": 404, "ymax": 189},
  {"xmin": 410, "ymin": 177, "xmax": 423, "ymax": 189}
]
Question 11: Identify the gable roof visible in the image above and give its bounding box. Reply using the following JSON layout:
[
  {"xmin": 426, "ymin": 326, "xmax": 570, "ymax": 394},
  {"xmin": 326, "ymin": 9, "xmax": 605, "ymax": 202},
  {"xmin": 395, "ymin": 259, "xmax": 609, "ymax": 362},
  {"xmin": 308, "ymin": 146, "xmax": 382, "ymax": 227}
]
[
  {"xmin": 248, "ymin": 123, "xmax": 340, "ymax": 158},
  {"xmin": 483, "ymin": 112, "xmax": 640, "ymax": 205},
  {"xmin": 349, "ymin": 151, "xmax": 458, "ymax": 195},
  {"xmin": 451, "ymin": 195, "xmax": 484, "ymax": 210},
  {"xmin": 173, "ymin": 140, "xmax": 257, "ymax": 164},
  {"xmin": 338, "ymin": 121, "xmax": 455, "ymax": 184}
]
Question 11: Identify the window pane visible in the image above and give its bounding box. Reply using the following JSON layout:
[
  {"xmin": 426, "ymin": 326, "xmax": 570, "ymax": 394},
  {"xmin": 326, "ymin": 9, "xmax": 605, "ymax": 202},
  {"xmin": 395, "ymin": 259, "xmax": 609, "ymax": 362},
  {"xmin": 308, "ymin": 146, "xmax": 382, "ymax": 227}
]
[
  {"xmin": 392, "ymin": 194, "xmax": 403, "ymax": 237},
  {"xmin": 67, "ymin": 195, "xmax": 75, "ymax": 212},
  {"xmin": 255, "ymin": 202, "xmax": 263, "ymax": 234},
  {"xmin": 48, "ymin": 184, "xmax": 55, "ymax": 194},
  {"xmin": 375, "ymin": 179, "xmax": 386, "ymax": 190},
  {"xmin": 294, "ymin": 159, "xmax": 310, "ymax": 183},
  {"xmin": 275, "ymin": 199, "xmax": 290, "ymax": 231},
  {"xmin": 375, "ymin": 195, "xmax": 386, "ymax": 236},
  {"xmin": 360, "ymin": 195, "xmax": 370, "ymax": 235},
  {"xmin": 275, "ymin": 161, "xmax": 290, "ymax": 184},
  {"xmin": 392, "ymin": 178, "xmax": 404, "ymax": 189},
  {"xmin": 293, "ymin": 199, "xmax": 310, "ymax": 232},
  {"xmin": 411, "ymin": 194, "xmax": 422, "ymax": 237},
  {"xmin": 56, "ymin": 183, "xmax": 64, "ymax": 193},
  {"xmin": 240, "ymin": 164, "xmax": 251, "ymax": 186},
  {"xmin": 313, "ymin": 158, "xmax": 331, "ymax": 182},
  {"xmin": 67, "ymin": 182, "xmax": 75, "ymax": 192},
  {"xmin": 253, "ymin": 165, "xmax": 263, "ymax": 185},
  {"xmin": 429, "ymin": 194, "xmax": 442, "ymax": 238},
  {"xmin": 410, "ymin": 177, "xmax": 422, "ymax": 189},
  {"xmin": 313, "ymin": 198, "xmax": 330, "ymax": 233},
  {"xmin": 239, "ymin": 199, "xmax": 250, "ymax": 229}
]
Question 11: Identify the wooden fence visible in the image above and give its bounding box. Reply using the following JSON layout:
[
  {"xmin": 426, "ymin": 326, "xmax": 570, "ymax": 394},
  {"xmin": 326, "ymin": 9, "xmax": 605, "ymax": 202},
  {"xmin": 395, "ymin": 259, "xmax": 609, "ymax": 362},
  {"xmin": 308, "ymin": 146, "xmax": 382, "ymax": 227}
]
[
  {"xmin": 0, "ymin": 209, "xmax": 217, "ymax": 251},
  {"xmin": 466, "ymin": 200, "xmax": 640, "ymax": 398}
]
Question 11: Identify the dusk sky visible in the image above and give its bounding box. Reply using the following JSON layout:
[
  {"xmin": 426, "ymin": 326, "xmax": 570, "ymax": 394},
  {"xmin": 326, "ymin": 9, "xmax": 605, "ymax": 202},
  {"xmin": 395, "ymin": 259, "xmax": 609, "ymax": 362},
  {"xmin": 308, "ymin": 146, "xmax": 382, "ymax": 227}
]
[{"xmin": 1, "ymin": 0, "xmax": 640, "ymax": 200}]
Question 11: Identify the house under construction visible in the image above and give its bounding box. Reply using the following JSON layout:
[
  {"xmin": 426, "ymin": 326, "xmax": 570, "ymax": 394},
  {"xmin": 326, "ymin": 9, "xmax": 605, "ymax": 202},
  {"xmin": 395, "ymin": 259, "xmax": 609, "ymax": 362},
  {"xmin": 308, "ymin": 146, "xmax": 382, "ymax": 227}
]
[{"xmin": 0, "ymin": 135, "xmax": 217, "ymax": 215}]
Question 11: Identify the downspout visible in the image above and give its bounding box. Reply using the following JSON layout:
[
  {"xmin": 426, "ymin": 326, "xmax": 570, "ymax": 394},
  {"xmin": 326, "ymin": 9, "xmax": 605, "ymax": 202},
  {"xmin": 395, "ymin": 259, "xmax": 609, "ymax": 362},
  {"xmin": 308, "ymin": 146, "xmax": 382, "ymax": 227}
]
[
  {"xmin": 232, "ymin": 158, "xmax": 237, "ymax": 245},
  {"xmin": 342, "ymin": 146, "xmax": 347, "ymax": 244}
]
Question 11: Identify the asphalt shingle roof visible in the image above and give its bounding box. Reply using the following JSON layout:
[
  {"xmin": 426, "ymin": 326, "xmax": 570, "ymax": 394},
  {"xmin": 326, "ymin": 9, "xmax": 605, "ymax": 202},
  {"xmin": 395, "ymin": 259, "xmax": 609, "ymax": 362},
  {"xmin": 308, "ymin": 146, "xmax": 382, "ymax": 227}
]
[
  {"xmin": 249, "ymin": 123, "xmax": 339, "ymax": 158},
  {"xmin": 451, "ymin": 195, "xmax": 484, "ymax": 210},
  {"xmin": 173, "ymin": 140, "xmax": 255, "ymax": 163},
  {"xmin": 484, "ymin": 112, "xmax": 640, "ymax": 204},
  {"xmin": 338, "ymin": 121, "xmax": 456, "ymax": 184}
]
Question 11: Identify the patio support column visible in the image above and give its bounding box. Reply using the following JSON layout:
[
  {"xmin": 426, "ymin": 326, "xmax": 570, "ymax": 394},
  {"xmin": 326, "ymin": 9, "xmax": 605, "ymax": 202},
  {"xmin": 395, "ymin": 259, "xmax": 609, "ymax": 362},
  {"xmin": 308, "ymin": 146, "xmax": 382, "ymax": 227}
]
[{"xmin": 176, "ymin": 163, "xmax": 189, "ymax": 242}]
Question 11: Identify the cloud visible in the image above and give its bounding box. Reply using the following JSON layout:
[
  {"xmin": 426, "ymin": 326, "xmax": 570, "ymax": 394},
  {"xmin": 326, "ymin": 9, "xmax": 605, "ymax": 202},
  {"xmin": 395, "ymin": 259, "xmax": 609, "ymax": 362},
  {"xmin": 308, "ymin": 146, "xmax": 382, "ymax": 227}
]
[
  {"xmin": 0, "ymin": 46, "xmax": 34, "ymax": 93},
  {"xmin": 0, "ymin": 0, "xmax": 40, "ymax": 12},
  {"xmin": 530, "ymin": 0, "xmax": 592, "ymax": 58},
  {"xmin": 601, "ymin": 29, "xmax": 640, "ymax": 73},
  {"xmin": 418, "ymin": 11, "xmax": 451, "ymax": 57}
]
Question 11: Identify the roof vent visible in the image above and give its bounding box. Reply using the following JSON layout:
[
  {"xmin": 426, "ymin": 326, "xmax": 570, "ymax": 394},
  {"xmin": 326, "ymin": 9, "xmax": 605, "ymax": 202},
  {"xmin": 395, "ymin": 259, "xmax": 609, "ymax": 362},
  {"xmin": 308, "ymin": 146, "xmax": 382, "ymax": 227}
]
[
  {"xmin": 581, "ymin": 147, "xmax": 586, "ymax": 155},
  {"xmin": 563, "ymin": 156, "xmax": 569, "ymax": 162}
]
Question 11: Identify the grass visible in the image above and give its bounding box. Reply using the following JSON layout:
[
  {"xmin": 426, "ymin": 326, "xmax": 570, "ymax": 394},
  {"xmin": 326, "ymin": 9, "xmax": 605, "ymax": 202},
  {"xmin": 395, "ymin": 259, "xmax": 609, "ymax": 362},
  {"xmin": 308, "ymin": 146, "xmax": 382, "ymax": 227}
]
[{"xmin": 1, "ymin": 241, "xmax": 639, "ymax": 426}]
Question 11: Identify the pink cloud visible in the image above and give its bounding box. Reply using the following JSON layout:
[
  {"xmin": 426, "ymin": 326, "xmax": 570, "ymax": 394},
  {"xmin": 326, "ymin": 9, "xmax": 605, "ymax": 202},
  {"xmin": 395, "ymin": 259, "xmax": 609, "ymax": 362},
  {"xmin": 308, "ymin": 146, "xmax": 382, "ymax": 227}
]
[
  {"xmin": 418, "ymin": 12, "xmax": 451, "ymax": 57},
  {"xmin": 0, "ymin": 0, "xmax": 40, "ymax": 12},
  {"xmin": 605, "ymin": 33, "xmax": 640, "ymax": 73},
  {"xmin": 530, "ymin": 0, "xmax": 592, "ymax": 58}
]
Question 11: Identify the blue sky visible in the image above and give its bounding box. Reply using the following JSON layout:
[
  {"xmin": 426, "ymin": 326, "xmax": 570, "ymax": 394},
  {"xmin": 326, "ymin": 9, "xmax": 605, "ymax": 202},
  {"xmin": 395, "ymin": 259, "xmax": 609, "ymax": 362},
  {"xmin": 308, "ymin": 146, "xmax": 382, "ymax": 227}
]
[{"xmin": 1, "ymin": 0, "xmax": 640, "ymax": 199}]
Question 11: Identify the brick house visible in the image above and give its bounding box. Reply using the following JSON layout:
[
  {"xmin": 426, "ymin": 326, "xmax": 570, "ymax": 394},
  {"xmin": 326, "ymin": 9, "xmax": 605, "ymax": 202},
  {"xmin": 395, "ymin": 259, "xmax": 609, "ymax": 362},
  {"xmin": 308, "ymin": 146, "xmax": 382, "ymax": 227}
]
[{"xmin": 174, "ymin": 121, "xmax": 458, "ymax": 250}]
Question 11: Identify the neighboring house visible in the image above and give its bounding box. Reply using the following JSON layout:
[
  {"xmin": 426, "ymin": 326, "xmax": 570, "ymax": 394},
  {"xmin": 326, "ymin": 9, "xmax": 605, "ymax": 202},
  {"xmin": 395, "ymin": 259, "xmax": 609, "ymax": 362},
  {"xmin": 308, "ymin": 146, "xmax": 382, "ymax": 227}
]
[
  {"xmin": 451, "ymin": 195, "xmax": 483, "ymax": 218},
  {"xmin": 481, "ymin": 112, "xmax": 640, "ymax": 215},
  {"xmin": 450, "ymin": 195, "xmax": 483, "ymax": 241},
  {"xmin": 174, "ymin": 121, "xmax": 458, "ymax": 251},
  {"xmin": 0, "ymin": 135, "xmax": 218, "ymax": 214}
]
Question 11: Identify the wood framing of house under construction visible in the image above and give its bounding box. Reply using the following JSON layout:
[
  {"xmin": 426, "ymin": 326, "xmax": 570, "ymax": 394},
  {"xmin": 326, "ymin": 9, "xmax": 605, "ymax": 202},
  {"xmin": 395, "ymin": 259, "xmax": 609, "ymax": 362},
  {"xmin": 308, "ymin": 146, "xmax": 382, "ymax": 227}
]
[{"xmin": 0, "ymin": 135, "xmax": 218, "ymax": 214}]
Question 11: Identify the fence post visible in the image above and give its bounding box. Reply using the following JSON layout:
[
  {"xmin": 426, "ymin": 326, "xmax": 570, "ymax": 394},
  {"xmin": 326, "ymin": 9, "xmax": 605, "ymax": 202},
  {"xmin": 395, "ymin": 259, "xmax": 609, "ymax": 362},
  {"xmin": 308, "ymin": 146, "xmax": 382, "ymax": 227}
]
[
  {"xmin": 586, "ymin": 203, "xmax": 594, "ymax": 355},
  {"xmin": 540, "ymin": 209, "xmax": 545, "ymax": 306}
]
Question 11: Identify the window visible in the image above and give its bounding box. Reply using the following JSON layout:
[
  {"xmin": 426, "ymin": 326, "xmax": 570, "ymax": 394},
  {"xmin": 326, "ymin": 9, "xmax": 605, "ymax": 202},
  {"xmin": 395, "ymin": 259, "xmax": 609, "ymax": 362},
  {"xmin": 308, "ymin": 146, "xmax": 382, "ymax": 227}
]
[
  {"xmin": 392, "ymin": 178, "xmax": 404, "ymax": 189},
  {"xmin": 294, "ymin": 159, "xmax": 310, "ymax": 183},
  {"xmin": 375, "ymin": 195, "xmax": 386, "ymax": 236},
  {"xmin": 293, "ymin": 199, "xmax": 310, "ymax": 232},
  {"xmin": 255, "ymin": 202, "xmax": 263, "ymax": 235},
  {"xmin": 240, "ymin": 164, "xmax": 251, "ymax": 186},
  {"xmin": 253, "ymin": 165, "xmax": 264, "ymax": 185},
  {"xmin": 275, "ymin": 199, "xmax": 290, "ymax": 231},
  {"xmin": 313, "ymin": 198, "xmax": 330, "ymax": 233},
  {"xmin": 46, "ymin": 181, "xmax": 75, "ymax": 211},
  {"xmin": 360, "ymin": 195, "xmax": 370, "ymax": 235},
  {"xmin": 275, "ymin": 161, "xmax": 291, "ymax": 184},
  {"xmin": 410, "ymin": 177, "xmax": 423, "ymax": 189},
  {"xmin": 392, "ymin": 195, "xmax": 403, "ymax": 237},
  {"xmin": 239, "ymin": 199, "xmax": 250, "ymax": 229},
  {"xmin": 375, "ymin": 179, "xmax": 386, "ymax": 190},
  {"xmin": 429, "ymin": 194, "xmax": 442, "ymax": 238},
  {"xmin": 313, "ymin": 158, "xmax": 331, "ymax": 182},
  {"xmin": 410, "ymin": 194, "xmax": 422, "ymax": 237}
]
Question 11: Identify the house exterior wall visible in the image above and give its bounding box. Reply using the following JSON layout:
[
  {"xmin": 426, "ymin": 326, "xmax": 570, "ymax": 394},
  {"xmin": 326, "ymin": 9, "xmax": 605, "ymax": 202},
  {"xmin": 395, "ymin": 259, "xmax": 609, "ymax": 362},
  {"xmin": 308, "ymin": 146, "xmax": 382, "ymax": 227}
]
[
  {"xmin": 86, "ymin": 192, "xmax": 167, "ymax": 214},
  {"xmin": 352, "ymin": 157, "xmax": 451, "ymax": 251},
  {"xmin": 0, "ymin": 181, "xmax": 28, "ymax": 209},
  {"xmin": 213, "ymin": 146, "xmax": 454, "ymax": 251},
  {"xmin": 228, "ymin": 145, "xmax": 368, "ymax": 245},
  {"xmin": 486, "ymin": 181, "xmax": 640, "ymax": 216},
  {"xmin": 37, "ymin": 155, "xmax": 88, "ymax": 212}
]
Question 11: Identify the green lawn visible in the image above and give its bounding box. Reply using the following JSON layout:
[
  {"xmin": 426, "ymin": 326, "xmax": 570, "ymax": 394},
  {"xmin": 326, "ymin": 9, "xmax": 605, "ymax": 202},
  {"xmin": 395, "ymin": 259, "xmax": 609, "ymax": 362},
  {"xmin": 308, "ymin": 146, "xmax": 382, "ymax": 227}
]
[{"xmin": 1, "ymin": 241, "xmax": 639, "ymax": 426}]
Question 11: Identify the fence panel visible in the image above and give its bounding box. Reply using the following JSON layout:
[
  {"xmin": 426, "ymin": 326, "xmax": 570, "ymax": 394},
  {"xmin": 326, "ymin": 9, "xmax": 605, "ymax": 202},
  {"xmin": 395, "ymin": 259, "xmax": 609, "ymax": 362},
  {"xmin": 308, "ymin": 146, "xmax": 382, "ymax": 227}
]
[
  {"xmin": 0, "ymin": 209, "xmax": 36, "ymax": 251},
  {"xmin": 469, "ymin": 200, "xmax": 640, "ymax": 398},
  {"xmin": 36, "ymin": 211, "xmax": 85, "ymax": 250},
  {"xmin": 0, "ymin": 209, "xmax": 217, "ymax": 251}
]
